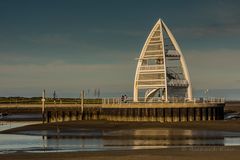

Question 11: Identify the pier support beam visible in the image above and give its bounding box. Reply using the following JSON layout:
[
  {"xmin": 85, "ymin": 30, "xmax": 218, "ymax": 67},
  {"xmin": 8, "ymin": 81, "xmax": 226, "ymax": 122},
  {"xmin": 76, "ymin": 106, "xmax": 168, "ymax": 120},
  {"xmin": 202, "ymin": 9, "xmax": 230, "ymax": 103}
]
[
  {"xmin": 180, "ymin": 108, "xmax": 187, "ymax": 122},
  {"xmin": 44, "ymin": 102, "xmax": 225, "ymax": 123}
]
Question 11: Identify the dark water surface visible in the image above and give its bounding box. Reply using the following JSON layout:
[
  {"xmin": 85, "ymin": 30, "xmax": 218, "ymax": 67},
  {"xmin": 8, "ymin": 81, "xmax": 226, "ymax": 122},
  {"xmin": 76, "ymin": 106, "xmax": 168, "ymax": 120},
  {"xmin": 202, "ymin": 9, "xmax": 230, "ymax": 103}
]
[
  {"xmin": 0, "ymin": 121, "xmax": 240, "ymax": 154},
  {"xmin": 0, "ymin": 113, "xmax": 42, "ymax": 121}
]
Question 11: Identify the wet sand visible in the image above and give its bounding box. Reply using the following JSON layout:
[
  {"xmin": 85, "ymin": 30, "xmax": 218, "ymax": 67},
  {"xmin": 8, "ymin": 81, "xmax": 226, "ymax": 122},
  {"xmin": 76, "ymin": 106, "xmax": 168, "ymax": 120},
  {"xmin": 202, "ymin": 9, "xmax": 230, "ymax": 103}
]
[
  {"xmin": 1, "ymin": 120, "xmax": 240, "ymax": 160},
  {"xmin": 2, "ymin": 120, "xmax": 240, "ymax": 134},
  {"xmin": 1, "ymin": 146, "xmax": 240, "ymax": 160}
]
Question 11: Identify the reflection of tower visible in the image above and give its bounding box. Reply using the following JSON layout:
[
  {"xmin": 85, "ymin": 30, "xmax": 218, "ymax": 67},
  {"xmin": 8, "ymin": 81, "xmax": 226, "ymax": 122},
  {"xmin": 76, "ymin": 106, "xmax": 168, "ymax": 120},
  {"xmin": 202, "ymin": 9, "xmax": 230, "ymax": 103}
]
[{"xmin": 133, "ymin": 19, "xmax": 192, "ymax": 102}]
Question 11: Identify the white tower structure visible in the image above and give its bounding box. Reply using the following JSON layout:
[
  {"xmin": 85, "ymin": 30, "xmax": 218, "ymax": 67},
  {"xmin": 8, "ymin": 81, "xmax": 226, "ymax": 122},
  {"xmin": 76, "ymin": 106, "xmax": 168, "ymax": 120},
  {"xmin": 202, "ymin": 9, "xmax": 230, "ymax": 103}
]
[{"xmin": 133, "ymin": 19, "xmax": 192, "ymax": 102}]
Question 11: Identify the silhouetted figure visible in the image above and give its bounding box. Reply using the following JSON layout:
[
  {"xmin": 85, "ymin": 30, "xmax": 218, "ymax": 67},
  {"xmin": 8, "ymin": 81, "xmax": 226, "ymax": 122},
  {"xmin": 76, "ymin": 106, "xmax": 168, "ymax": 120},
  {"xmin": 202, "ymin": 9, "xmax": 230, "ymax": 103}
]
[
  {"xmin": 124, "ymin": 94, "xmax": 128, "ymax": 103},
  {"xmin": 121, "ymin": 95, "xmax": 124, "ymax": 102}
]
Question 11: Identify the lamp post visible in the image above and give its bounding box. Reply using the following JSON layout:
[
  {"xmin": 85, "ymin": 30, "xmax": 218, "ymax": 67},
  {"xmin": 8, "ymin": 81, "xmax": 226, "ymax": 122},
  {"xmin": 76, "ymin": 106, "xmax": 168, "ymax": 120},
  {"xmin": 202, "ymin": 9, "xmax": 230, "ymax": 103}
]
[
  {"xmin": 81, "ymin": 90, "xmax": 84, "ymax": 114},
  {"xmin": 204, "ymin": 89, "xmax": 209, "ymax": 102},
  {"xmin": 41, "ymin": 90, "xmax": 45, "ymax": 124}
]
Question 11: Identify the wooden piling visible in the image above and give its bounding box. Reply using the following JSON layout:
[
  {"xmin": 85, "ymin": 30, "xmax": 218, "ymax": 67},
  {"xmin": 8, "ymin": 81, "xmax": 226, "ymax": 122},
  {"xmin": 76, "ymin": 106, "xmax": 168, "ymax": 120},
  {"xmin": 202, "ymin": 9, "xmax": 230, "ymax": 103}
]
[{"xmin": 44, "ymin": 102, "xmax": 225, "ymax": 123}]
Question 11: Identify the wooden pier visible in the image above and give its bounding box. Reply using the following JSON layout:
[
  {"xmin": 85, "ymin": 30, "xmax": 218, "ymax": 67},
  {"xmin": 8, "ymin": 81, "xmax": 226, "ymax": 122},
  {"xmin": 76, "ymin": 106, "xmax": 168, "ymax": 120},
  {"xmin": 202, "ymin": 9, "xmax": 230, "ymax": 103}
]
[
  {"xmin": 43, "ymin": 102, "xmax": 224, "ymax": 123},
  {"xmin": 101, "ymin": 103, "xmax": 224, "ymax": 122},
  {"xmin": 44, "ymin": 105, "xmax": 101, "ymax": 123}
]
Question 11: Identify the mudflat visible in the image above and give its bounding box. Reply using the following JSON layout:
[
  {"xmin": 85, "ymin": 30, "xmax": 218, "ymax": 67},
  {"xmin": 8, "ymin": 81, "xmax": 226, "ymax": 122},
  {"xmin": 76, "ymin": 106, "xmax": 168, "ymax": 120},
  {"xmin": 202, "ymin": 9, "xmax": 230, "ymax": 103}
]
[
  {"xmin": 0, "ymin": 120, "xmax": 240, "ymax": 160},
  {"xmin": 1, "ymin": 120, "xmax": 240, "ymax": 134},
  {"xmin": 1, "ymin": 120, "xmax": 240, "ymax": 160},
  {"xmin": 0, "ymin": 146, "xmax": 240, "ymax": 160}
]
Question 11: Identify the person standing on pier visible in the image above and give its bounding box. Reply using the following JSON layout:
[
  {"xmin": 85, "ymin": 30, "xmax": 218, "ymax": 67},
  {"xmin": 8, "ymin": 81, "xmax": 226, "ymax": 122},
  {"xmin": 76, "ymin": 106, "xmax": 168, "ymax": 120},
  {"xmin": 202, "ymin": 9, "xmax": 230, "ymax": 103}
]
[{"xmin": 124, "ymin": 95, "xmax": 128, "ymax": 103}]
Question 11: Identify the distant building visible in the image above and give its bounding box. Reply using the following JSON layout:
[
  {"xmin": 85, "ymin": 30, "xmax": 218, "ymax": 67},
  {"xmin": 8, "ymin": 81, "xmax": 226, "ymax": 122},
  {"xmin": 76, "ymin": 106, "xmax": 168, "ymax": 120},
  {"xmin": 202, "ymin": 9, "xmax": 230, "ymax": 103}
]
[{"xmin": 133, "ymin": 19, "xmax": 192, "ymax": 102}]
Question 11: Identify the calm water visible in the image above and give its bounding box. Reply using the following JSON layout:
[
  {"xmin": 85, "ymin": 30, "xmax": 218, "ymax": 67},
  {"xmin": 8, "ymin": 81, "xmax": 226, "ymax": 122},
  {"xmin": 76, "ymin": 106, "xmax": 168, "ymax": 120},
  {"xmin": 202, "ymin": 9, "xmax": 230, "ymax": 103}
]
[{"xmin": 0, "ymin": 121, "xmax": 240, "ymax": 154}]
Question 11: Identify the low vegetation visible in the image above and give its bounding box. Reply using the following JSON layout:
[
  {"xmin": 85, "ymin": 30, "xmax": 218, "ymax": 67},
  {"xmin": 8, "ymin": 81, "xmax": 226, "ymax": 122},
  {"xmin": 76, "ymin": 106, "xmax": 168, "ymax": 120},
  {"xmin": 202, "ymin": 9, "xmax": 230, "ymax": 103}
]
[{"xmin": 0, "ymin": 97, "xmax": 102, "ymax": 104}]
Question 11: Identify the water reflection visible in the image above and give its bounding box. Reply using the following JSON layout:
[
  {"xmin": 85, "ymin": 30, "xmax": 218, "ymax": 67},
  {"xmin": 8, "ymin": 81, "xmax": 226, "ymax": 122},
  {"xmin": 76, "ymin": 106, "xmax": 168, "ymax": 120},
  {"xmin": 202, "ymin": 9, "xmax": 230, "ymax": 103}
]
[
  {"xmin": 224, "ymin": 137, "xmax": 240, "ymax": 146},
  {"xmin": 36, "ymin": 129, "xmax": 240, "ymax": 151},
  {"xmin": 0, "ymin": 122, "xmax": 240, "ymax": 153},
  {"xmin": 0, "ymin": 134, "xmax": 42, "ymax": 151},
  {"xmin": 44, "ymin": 137, "xmax": 104, "ymax": 151},
  {"xmin": 1, "ymin": 114, "xmax": 41, "ymax": 121}
]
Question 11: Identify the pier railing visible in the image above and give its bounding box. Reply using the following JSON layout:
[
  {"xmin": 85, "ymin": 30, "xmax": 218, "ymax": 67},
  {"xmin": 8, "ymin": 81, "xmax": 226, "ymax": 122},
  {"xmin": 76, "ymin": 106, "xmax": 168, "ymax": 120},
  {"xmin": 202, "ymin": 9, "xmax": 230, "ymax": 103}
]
[{"xmin": 102, "ymin": 97, "xmax": 225, "ymax": 104}]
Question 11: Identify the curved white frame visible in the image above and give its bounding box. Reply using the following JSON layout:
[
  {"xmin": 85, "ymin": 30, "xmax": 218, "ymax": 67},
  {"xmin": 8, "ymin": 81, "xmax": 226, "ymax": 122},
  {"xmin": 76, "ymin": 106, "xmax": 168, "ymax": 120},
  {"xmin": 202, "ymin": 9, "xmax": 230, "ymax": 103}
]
[{"xmin": 133, "ymin": 19, "xmax": 192, "ymax": 102}]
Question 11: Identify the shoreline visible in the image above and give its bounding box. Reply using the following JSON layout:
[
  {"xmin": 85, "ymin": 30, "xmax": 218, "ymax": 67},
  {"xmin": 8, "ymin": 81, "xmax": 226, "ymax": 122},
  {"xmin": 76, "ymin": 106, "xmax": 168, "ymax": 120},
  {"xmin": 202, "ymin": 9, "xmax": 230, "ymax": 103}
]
[
  {"xmin": 1, "ymin": 120, "xmax": 240, "ymax": 135},
  {"xmin": 1, "ymin": 120, "xmax": 240, "ymax": 160},
  {"xmin": 1, "ymin": 146, "xmax": 240, "ymax": 160}
]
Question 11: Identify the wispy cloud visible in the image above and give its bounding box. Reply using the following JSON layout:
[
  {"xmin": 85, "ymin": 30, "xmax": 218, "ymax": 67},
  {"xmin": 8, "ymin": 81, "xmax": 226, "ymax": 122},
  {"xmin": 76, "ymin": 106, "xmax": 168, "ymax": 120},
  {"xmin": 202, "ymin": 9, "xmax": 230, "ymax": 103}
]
[
  {"xmin": 0, "ymin": 61, "xmax": 135, "ymax": 92},
  {"xmin": 20, "ymin": 33, "xmax": 75, "ymax": 45},
  {"xmin": 185, "ymin": 49, "xmax": 240, "ymax": 89},
  {"xmin": 91, "ymin": 28, "xmax": 144, "ymax": 37},
  {"xmin": 173, "ymin": 1, "xmax": 240, "ymax": 38},
  {"xmin": 175, "ymin": 23, "xmax": 240, "ymax": 38}
]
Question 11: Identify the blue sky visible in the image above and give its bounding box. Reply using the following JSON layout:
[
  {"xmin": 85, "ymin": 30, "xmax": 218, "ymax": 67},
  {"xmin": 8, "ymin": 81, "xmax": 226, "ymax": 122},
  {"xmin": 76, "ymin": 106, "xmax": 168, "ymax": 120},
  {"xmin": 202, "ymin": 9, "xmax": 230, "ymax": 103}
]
[{"xmin": 0, "ymin": 0, "xmax": 240, "ymax": 97}]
